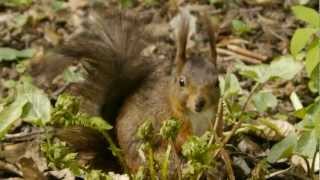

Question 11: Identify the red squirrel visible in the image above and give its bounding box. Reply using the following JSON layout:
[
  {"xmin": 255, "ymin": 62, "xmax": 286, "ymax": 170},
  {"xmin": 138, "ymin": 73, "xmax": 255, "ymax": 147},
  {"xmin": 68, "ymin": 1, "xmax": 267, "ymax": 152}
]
[{"xmin": 31, "ymin": 9, "xmax": 220, "ymax": 176}]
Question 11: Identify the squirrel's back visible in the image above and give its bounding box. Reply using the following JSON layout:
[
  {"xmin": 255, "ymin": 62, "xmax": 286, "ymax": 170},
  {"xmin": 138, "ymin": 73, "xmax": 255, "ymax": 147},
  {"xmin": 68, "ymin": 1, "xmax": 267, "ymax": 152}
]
[
  {"xmin": 31, "ymin": 10, "xmax": 153, "ymax": 120},
  {"xmin": 30, "ymin": 10, "xmax": 154, "ymax": 171}
]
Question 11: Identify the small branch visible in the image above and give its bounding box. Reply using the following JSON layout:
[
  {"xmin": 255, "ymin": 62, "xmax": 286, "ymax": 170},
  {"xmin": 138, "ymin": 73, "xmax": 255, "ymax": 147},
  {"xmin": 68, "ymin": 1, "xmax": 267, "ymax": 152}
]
[
  {"xmin": 4, "ymin": 129, "xmax": 44, "ymax": 142},
  {"xmin": 0, "ymin": 160, "xmax": 22, "ymax": 176},
  {"xmin": 311, "ymin": 141, "xmax": 319, "ymax": 180},
  {"xmin": 226, "ymin": 45, "xmax": 268, "ymax": 61},
  {"xmin": 217, "ymin": 48, "xmax": 261, "ymax": 64},
  {"xmin": 222, "ymin": 83, "xmax": 263, "ymax": 145},
  {"xmin": 220, "ymin": 148, "xmax": 235, "ymax": 180},
  {"xmin": 265, "ymin": 166, "xmax": 292, "ymax": 179},
  {"xmin": 214, "ymin": 99, "xmax": 224, "ymax": 138}
]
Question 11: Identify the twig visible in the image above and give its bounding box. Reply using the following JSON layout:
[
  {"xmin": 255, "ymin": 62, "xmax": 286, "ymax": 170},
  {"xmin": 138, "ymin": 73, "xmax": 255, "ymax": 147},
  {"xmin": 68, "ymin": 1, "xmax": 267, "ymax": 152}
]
[
  {"xmin": 4, "ymin": 129, "xmax": 44, "ymax": 142},
  {"xmin": 217, "ymin": 37, "xmax": 249, "ymax": 47},
  {"xmin": 311, "ymin": 141, "xmax": 319, "ymax": 180},
  {"xmin": 220, "ymin": 148, "xmax": 235, "ymax": 180},
  {"xmin": 265, "ymin": 166, "xmax": 292, "ymax": 179},
  {"xmin": 214, "ymin": 99, "xmax": 224, "ymax": 138},
  {"xmin": 226, "ymin": 45, "xmax": 268, "ymax": 61},
  {"xmin": 52, "ymin": 83, "xmax": 71, "ymax": 99},
  {"xmin": 222, "ymin": 82, "xmax": 264, "ymax": 145},
  {"xmin": 217, "ymin": 48, "xmax": 261, "ymax": 64},
  {"xmin": 0, "ymin": 160, "xmax": 22, "ymax": 176}
]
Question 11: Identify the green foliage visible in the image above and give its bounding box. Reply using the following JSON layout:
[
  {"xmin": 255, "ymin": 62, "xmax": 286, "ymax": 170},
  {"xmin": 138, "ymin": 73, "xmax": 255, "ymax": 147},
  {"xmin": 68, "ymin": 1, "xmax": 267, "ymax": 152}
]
[
  {"xmin": 219, "ymin": 73, "xmax": 242, "ymax": 99},
  {"xmin": 63, "ymin": 66, "xmax": 85, "ymax": 84},
  {"xmin": 85, "ymin": 170, "xmax": 113, "ymax": 180},
  {"xmin": 0, "ymin": 48, "xmax": 34, "ymax": 62},
  {"xmin": 182, "ymin": 132, "xmax": 214, "ymax": 164},
  {"xmin": 51, "ymin": 0, "xmax": 65, "ymax": 11},
  {"xmin": 160, "ymin": 145, "xmax": 171, "ymax": 180},
  {"xmin": 159, "ymin": 118, "xmax": 181, "ymax": 140},
  {"xmin": 290, "ymin": 28, "xmax": 316, "ymax": 56},
  {"xmin": 119, "ymin": 0, "xmax": 133, "ymax": 8},
  {"xmin": 51, "ymin": 94, "xmax": 112, "ymax": 132},
  {"xmin": 305, "ymin": 39, "xmax": 320, "ymax": 75},
  {"xmin": 136, "ymin": 120, "xmax": 154, "ymax": 142},
  {"xmin": 182, "ymin": 161, "xmax": 207, "ymax": 179},
  {"xmin": 268, "ymin": 100, "xmax": 320, "ymax": 163},
  {"xmin": 232, "ymin": 20, "xmax": 251, "ymax": 36},
  {"xmin": 236, "ymin": 55, "xmax": 303, "ymax": 83},
  {"xmin": 41, "ymin": 139, "xmax": 83, "ymax": 175},
  {"xmin": 292, "ymin": 6, "xmax": 320, "ymax": 28},
  {"xmin": 0, "ymin": 77, "xmax": 52, "ymax": 139},
  {"xmin": 181, "ymin": 132, "xmax": 217, "ymax": 179},
  {"xmin": 0, "ymin": 95, "xmax": 27, "ymax": 139},
  {"xmin": 252, "ymin": 91, "xmax": 278, "ymax": 112},
  {"xmin": 0, "ymin": 0, "xmax": 32, "ymax": 7},
  {"xmin": 290, "ymin": 5, "xmax": 320, "ymax": 95},
  {"xmin": 267, "ymin": 132, "xmax": 298, "ymax": 163}
]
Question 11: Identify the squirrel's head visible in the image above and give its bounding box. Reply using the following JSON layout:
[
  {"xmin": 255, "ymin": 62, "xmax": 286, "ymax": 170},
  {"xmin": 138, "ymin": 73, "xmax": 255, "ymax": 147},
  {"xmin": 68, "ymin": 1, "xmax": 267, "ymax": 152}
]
[{"xmin": 170, "ymin": 12, "xmax": 219, "ymax": 115}]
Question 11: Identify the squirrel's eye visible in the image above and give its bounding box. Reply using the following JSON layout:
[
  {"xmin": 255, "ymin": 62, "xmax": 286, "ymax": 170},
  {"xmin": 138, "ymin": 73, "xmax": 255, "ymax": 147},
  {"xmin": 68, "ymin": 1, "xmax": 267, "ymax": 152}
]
[{"xmin": 179, "ymin": 77, "xmax": 186, "ymax": 87}]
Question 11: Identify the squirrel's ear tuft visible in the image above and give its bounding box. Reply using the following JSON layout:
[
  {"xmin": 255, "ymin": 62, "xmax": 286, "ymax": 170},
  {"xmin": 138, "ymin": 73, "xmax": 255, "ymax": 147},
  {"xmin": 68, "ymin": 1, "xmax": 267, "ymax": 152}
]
[
  {"xmin": 175, "ymin": 9, "xmax": 190, "ymax": 72},
  {"xmin": 203, "ymin": 13, "xmax": 217, "ymax": 67}
]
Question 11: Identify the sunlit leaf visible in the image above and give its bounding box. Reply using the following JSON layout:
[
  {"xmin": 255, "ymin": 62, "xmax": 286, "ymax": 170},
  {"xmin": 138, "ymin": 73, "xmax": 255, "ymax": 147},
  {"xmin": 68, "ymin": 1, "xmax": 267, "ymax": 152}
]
[
  {"xmin": 0, "ymin": 48, "xmax": 34, "ymax": 62},
  {"xmin": 219, "ymin": 73, "xmax": 242, "ymax": 99},
  {"xmin": 297, "ymin": 130, "xmax": 317, "ymax": 158},
  {"xmin": 252, "ymin": 91, "xmax": 277, "ymax": 112},
  {"xmin": 292, "ymin": 6, "xmax": 320, "ymax": 28},
  {"xmin": 0, "ymin": 97, "xmax": 28, "ymax": 139},
  {"xmin": 290, "ymin": 28, "xmax": 316, "ymax": 56},
  {"xmin": 305, "ymin": 40, "xmax": 320, "ymax": 76},
  {"xmin": 267, "ymin": 132, "xmax": 297, "ymax": 163},
  {"xmin": 0, "ymin": 0, "xmax": 32, "ymax": 7},
  {"xmin": 236, "ymin": 56, "xmax": 303, "ymax": 83}
]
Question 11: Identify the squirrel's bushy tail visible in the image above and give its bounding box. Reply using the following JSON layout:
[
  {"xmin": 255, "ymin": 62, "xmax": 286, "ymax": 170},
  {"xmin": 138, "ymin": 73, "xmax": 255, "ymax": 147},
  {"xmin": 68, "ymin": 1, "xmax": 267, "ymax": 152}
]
[
  {"xmin": 59, "ymin": 10, "xmax": 152, "ymax": 119},
  {"xmin": 31, "ymin": 10, "xmax": 152, "ymax": 172}
]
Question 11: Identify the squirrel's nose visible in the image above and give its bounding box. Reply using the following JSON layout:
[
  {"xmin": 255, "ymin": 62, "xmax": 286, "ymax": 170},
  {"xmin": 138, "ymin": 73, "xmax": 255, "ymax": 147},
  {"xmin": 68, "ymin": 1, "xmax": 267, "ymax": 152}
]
[{"xmin": 195, "ymin": 98, "xmax": 206, "ymax": 112}]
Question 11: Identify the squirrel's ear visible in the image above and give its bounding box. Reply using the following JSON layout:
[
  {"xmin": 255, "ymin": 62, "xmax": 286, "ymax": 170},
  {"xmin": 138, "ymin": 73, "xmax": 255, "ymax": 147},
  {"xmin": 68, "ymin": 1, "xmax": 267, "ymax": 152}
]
[
  {"xmin": 175, "ymin": 10, "xmax": 190, "ymax": 72},
  {"xmin": 203, "ymin": 13, "xmax": 217, "ymax": 67}
]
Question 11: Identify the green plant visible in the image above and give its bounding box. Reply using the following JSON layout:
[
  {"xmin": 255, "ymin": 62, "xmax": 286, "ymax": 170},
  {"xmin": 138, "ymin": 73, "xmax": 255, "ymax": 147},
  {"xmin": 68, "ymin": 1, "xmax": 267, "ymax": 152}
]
[
  {"xmin": 232, "ymin": 20, "xmax": 252, "ymax": 36},
  {"xmin": 290, "ymin": 5, "xmax": 320, "ymax": 94},
  {"xmin": 265, "ymin": 5, "xmax": 320, "ymax": 179}
]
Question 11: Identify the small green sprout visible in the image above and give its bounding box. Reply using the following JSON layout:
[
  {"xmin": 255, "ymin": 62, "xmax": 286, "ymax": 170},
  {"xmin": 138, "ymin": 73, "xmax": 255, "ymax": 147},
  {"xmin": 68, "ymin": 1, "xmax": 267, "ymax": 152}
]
[
  {"xmin": 160, "ymin": 118, "xmax": 181, "ymax": 140},
  {"xmin": 136, "ymin": 120, "xmax": 154, "ymax": 142}
]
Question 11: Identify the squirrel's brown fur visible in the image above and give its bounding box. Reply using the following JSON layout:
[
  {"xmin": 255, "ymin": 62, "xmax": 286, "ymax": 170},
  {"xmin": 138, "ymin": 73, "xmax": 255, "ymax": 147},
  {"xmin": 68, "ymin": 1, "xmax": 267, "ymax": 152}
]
[
  {"xmin": 31, "ymin": 9, "xmax": 220, "ymax": 176},
  {"xmin": 116, "ymin": 10, "xmax": 220, "ymax": 175}
]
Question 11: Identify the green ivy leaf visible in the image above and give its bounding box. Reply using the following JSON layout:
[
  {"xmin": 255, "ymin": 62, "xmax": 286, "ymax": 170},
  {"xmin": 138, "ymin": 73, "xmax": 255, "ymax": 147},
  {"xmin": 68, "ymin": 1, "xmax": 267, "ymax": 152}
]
[
  {"xmin": 308, "ymin": 64, "xmax": 320, "ymax": 93},
  {"xmin": 269, "ymin": 56, "xmax": 304, "ymax": 80},
  {"xmin": 296, "ymin": 130, "xmax": 317, "ymax": 158},
  {"xmin": 252, "ymin": 91, "xmax": 278, "ymax": 112},
  {"xmin": 236, "ymin": 56, "xmax": 303, "ymax": 83},
  {"xmin": 0, "ymin": 48, "xmax": 34, "ymax": 62},
  {"xmin": 290, "ymin": 28, "xmax": 316, "ymax": 56},
  {"xmin": 292, "ymin": 6, "xmax": 320, "ymax": 28},
  {"xmin": 18, "ymin": 79, "xmax": 52, "ymax": 126},
  {"xmin": 63, "ymin": 66, "xmax": 85, "ymax": 84},
  {"xmin": 267, "ymin": 132, "xmax": 297, "ymax": 163},
  {"xmin": 305, "ymin": 40, "xmax": 320, "ymax": 76},
  {"xmin": 0, "ymin": 97, "xmax": 28, "ymax": 139},
  {"xmin": 219, "ymin": 73, "xmax": 242, "ymax": 99}
]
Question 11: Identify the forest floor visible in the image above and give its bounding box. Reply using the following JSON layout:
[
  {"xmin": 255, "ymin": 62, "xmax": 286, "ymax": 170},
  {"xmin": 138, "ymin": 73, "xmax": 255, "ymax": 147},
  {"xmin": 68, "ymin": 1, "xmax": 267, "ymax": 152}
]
[{"xmin": 0, "ymin": 0, "xmax": 319, "ymax": 179}]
